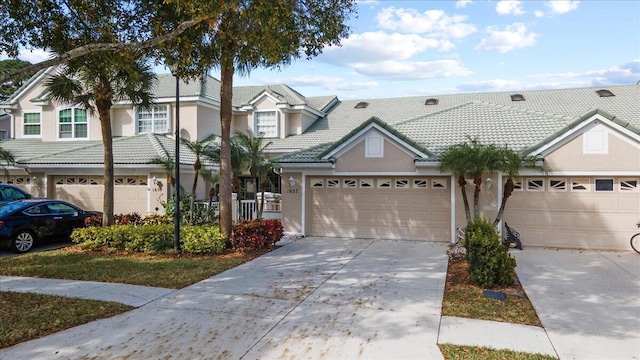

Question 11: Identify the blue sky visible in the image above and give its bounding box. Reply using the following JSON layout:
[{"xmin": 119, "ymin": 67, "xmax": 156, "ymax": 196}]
[
  {"xmin": 233, "ymin": 0, "xmax": 640, "ymax": 99},
  {"xmin": 4, "ymin": 0, "xmax": 639, "ymax": 100}
]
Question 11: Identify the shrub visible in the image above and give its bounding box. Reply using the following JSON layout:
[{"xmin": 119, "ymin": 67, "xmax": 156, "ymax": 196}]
[
  {"xmin": 71, "ymin": 224, "xmax": 227, "ymax": 255},
  {"xmin": 142, "ymin": 213, "xmax": 174, "ymax": 225},
  {"xmin": 115, "ymin": 213, "xmax": 143, "ymax": 225},
  {"xmin": 84, "ymin": 215, "xmax": 102, "ymax": 227},
  {"xmin": 181, "ymin": 226, "xmax": 226, "ymax": 254},
  {"xmin": 466, "ymin": 217, "xmax": 516, "ymax": 288},
  {"xmin": 231, "ymin": 219, "xmax": 284, "ymax": 252}
]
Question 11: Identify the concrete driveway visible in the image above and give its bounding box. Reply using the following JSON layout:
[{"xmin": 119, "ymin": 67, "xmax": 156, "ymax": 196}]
[
  {"xmin": 513, "ymin": 249, "xmax": 640, "ymax": 360},
  {"xmin": 0, "ymin": 237, "xmax": 449, "ymax": 359}
]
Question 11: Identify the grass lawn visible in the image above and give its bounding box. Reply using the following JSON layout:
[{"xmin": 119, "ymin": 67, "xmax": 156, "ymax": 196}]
[
  {"xmin": 442, "ymin": 256, "xmax": 541, "ymax": 327},
  {"xmin": 0, "ymin": 246, "xmax": 251, "ymax": 289},
  {"xmin": 0, "ymin": 291, "xmax": 133, "ymax": 349},
  {"xmin": 439, "ymin": 344, "xmax": 557, "ymax": 360}
]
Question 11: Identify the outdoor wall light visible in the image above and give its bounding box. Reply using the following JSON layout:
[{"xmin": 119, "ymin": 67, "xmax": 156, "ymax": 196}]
[
  {"xmin": 486, "ymin": 178, "xmax": 492, "ymax": 189},
  {"xmin": 289, "ymin": 176, "xmax": 296, "ymax": 187},
  {"xmin": 152, "ymin": 176, "xmax": 158, "ymax": 186}
]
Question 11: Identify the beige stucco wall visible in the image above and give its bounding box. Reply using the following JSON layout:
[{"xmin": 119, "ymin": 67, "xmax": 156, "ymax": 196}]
[
  {"xmin": 287, "ymin": 113, "xmax": 302, "ymax": 136},
  {"xmin": 281, "ymin": 172, "xmax": 303, "ymax": 234},
  {"xmin": 177, "ymin": 103, "xmax": 198, "ymax": 141},
  {"xmin": 544, "ymin": 132, "xmax": 640, "ymax": 172},
  {"xmin": 335, "ymin": 138, "xmax": 416, "ymax": 173},
  {"xmin": 111, "ymin": 107, "xmax": 135, "ymax": 137},
  {"xmin": 197, "ymin": 106, "xmax": 221, "ymax": 139},
  {"xmin": 231, "ymin": 113, "xmax": 252, "ymax": 134}
]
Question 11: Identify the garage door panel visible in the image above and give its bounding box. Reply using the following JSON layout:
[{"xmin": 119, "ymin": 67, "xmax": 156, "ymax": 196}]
[{"xmin": 308, "ymin": 177, "xmax": 450, "ymax": 241}]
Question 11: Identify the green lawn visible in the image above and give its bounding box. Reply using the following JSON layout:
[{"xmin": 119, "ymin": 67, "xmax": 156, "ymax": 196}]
[
  {"xmin": 0, "ymin": 248, "xmax": 248, "ymax": 289},
  {"xmin": 439, "ymin": 344, "xmax": 557, "ymax": 360},
  {"xmin": 0, "ymin": 292, "xmax": 133, "ymax": 349}
]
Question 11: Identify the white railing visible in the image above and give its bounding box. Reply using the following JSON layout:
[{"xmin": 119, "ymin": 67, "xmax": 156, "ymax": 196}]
[{"xmin": 202, "ymin": 197, "xmax": 281, "ymax": 222}]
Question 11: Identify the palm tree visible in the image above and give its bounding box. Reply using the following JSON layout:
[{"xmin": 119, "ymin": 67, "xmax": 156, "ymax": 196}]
[
  {"xmin": 0, "ymin": 147, "xmax": 15, "ymax": 180},
  {"xmin": 467, "ymin": 140, "xmax": 501, "ymax": 218},
  {"xmin": 46, "ymin": 54, "xmax": 155, "ymax": 226},
  {"xmin": 180, "ymin": 134, "xmax": 219, "ymax": 224},
  {"xmin": 149, "ymin": 155, "xmax": 175, "ymax": 190},
  {"xmin": 256, "ymin": 158, "xmax": 279, "ymax": 219},
  {"xmin": 232, "ymin": 130, "xmax": 272, "ymax": 202},
  {"xmin": 493, "ymin": 148, "xmax": 544, "ymax": 226},
  {"xmin": 439, "ymin": 143, "xmax": 473, "ymax": 222}
]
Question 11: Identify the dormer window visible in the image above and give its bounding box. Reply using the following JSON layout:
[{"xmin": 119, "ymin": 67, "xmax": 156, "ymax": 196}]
[
  {"xmin": 254, "ymin": 110, "xmax": 278, "ymax": 138},
  {"xmin": 355, "ymin": 102, "xmax": 369, "ymax": 109},
  {"xmin": 595, "ymin": 89, "xmax": 615, "ymax": 97},
  {"xmin": 510, "ymin": 94, "xmax": 525, "ymax": 101},
  {"xmin": 137, "ymin": 105, "xmax": 169, "ymax": 134},
  {"xmin": 58, "ymin": 107, "xmax": 88, "ymax": 139},
  {"xmin": 425, "ymin": 98, "xmax": 439, "ymax": 105}
]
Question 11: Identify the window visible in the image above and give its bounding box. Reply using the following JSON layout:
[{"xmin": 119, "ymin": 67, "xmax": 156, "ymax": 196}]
[
  {"xmin": 311, "ymin": 179, "xmax": 324, "ymax": 188},
  {"xmin": 377, "ymin": 178, "xmax": 391, "ymax": 188},
  {"xmin": 59, "ymin": 108, "xmax": 88, "ymax": 139},
  {"xmin": 343, "ymin": 179, "xmax": 357, "ymax": 188},
  {"xmin": 137, "ymin": 105, "xmax": 169, "ymax": 134},
  {"xmin": 395, "ymin": 179, "xmax": 409, "ymax": 188},
  {"xmin": 510, "ymin": 94, "xmax": 525, "ymax": 101},
  {"xmin": 549, "ymin": 179, "xmax": 567, "ymax": 191},
  {"xmin": 23, "ymin": 112, "xmax": 41, "ymax": 137},
  {"xmin": 432, "ymin": 179, "xmax": 447, "ymax": 189},
  {"xmin": 0, "ymin": 130, "xmax": 7, "ymax": 140},
  {"xmin": 413, "ymin": 179, "xmax": 428, "ymax": 188},
  {"xmin": 425, "ymin": 98, "xmax": 439, "ymax": 105},
  {"xmin": 354, "ymin": 102, "xmax": 368, "ymax": 109},
  {"xmin": 620, "ymin": 179, "xmax": 639, "ymax": 192},
  {"xmin": 595, "ymin": 89, "xmax": 615, "ymax": 97},
  {"xmin": 360, "ymin": 179, "xmax": 373, "ymax": 188},
  {"xmin": 527, "ymin": 179, "xmax": 544, "ymax": 191},
  {"xmin": 513, "ymin": 180, "xmax": 523, "ymax": 191},
  {"xmin": 254, "ymin": 111, "xmax": 278, "ymax": 138},
  {"xmin": 595, "ymin": 179, "xmax": 614, "ymax": 192},
  {"xmin": 326, "ymin": 179, "xmax": 340, "ymax": 188},
  {"xmin": 571, "ymin": 178, "xmax": 589, "ymax": 191}
]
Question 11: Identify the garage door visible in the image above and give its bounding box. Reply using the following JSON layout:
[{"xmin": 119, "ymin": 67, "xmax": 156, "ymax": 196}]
[
  {"xmin": 307, "ymin": 177, "xmax": 450, "ymax": 241},
  {"xmin": 54, "ymin": 176, "xmax": 149, "ymax": 214},
  {"xmin": 505, "ymin": 177, "xmax": 639, "ymax": 250}
]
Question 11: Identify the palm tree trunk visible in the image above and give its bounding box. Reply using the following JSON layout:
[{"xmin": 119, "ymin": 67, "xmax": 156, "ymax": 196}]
[
  {"xmin": 97, "ymin": 98, "xmax": 114, "ymax": 227},
  {"xmin": 458, "ymin": 176, "xmax": 471, "ymax": 222},
  {"xmin": 219, "ymin": 64, "xmax": 234, "ymax": 238},
  {"xmin": 190, "ymin": 168, "xmax": 199, "ymax": 225},
  {"xmin": 473, "ymin": 174, "xmax": 482, "ymax": 218},
  {"xmin": 493, "ymin": 178, "xmax": 514, "ymax": 227}
]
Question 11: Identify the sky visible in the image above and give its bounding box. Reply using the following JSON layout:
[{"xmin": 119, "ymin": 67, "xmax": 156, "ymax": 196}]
[{"xmin": 4, "ymin": 0, "xmax": 640, "ymax": 100}]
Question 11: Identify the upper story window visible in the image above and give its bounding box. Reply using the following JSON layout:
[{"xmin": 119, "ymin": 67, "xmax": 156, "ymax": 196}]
[
  {"xmin": 59, "ymin": 108, "xmax": 88, "ymax": 139},
  {"xmin": 23, "ymin": 112, "xmax": 41, "ymax": 137},
  {"xmin": 254, "ymin": 110, "xmax": 278, "ymax": 138},
  {"xmin": 137, "ymin": 105, "xmax": 169, "ymax": 134}
]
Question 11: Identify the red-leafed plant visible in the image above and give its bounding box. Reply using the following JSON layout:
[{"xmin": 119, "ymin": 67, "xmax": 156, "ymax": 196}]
[{"xmin": 231, "ymin": 219, "xmax": 284, "ymax": 252}]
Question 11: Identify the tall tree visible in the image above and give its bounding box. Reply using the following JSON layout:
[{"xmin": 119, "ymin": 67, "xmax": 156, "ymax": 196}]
[
  {"xmin": 0, "ymin": 59, "xmax": 31, "ymax": 101},
  {"xmin": 439, "ymin": 143, "xmax": 474, "ymax": 222},
  {"xmin": 46, "ymin": 55, "xmax": 155, "ymax": 226}
]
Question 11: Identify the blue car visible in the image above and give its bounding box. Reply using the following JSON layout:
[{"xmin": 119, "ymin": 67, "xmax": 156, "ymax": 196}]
[
  {"xmin": 0, "ymin": 184, "xmax": 32, "ymax": 203},
  {"xmin": 0, "ymin": 199, "xmax": 100, "ymax": 253}
]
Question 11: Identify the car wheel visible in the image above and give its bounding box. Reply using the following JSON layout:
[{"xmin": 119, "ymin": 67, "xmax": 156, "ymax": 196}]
[{"xmin": 11, "ymin": 231, "xmax": 35, "ymax": 253}]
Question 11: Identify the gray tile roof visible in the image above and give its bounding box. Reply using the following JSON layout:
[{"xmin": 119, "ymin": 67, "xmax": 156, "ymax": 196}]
[
  {"xmin": 270, "ymin": 84, "xmax": 640, "ymax": 159},
  {"xmin": 0, "ymin": 68, "xmax": 48, "ymax": 105},
  {"xmin": 0, "ymin": 134, "xmax": 217, "ymax": 167}
]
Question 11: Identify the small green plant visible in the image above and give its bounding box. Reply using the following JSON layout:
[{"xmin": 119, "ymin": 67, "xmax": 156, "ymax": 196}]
[
  {"xmin": 466, "ymin": 217, "xmax": 516, "ymax": 288},
  {"xmin": 181, "ymin": 226, "xmax": 226, "ymax": 254}
]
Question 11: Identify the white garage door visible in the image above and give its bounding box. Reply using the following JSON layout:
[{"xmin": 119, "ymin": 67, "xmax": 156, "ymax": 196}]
[
  {"xmin": 54, "ymin": 176, "xmax": 149, "ymax": 214},
  {"xmin": 505, "ymin": 177, "xmax": 640, "ymax": 250},
  {"xmin": 307, "ymin": 177, "xmax": 451, "ymax": 241}
]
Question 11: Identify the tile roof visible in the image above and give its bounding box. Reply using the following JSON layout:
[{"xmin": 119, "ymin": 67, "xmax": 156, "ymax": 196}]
[
  {"xmin": 0, "ymin": 134, "xmax": 217, "ymax": 167},
  {"xmin": 270, "ymin": 84, "xmax": 640, "ymax": 159}
]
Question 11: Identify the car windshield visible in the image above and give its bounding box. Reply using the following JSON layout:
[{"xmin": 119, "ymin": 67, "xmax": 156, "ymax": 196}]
[{"xmin": 0, "ymin": 202, "xmax": 29, "ymax": 217}]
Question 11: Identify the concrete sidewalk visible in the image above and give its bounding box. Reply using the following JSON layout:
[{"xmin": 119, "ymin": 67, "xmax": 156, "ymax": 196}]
[
  {"xmin": 7, "ymin": 239, "xmax": 620, "ymax": 359},
  {"xmin": 0, "ymin": 275, "xmax": 175, "ymax": 307}
]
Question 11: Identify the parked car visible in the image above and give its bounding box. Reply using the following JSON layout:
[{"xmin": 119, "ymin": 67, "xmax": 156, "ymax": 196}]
[
  {"xmin": 0, "ymin": 184, "xmax": 32, "ymax": 203},
  {"xmin": 0, "ymin": 199, "xmax": 100, "ymax": 253}
]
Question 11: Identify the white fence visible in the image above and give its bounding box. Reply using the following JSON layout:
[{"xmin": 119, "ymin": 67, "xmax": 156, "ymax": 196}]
[{"xmin": 202, "ymin": 196, "xmax": 281, "ymax": 222}]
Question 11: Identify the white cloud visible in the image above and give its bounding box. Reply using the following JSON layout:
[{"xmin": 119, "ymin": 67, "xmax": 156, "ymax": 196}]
[
  {"xmin": 536, "ymin": 59, "xmax": 640, "ymax": 85},
  {"xmin": 475, "ymin": 23, "xmax": 538, "ymax": 53},
  {"xmin": 457, "ymin": 79, "xmax": 588, "ymax": 93},
  {"xmin": 496, "ymin": 1, "xmax": 525, "ymax": 15},
  {"xmin": 350, "ymin": 60, "xmax": 472, "ymax": 80},
  {"xmin": 320, "ymin": 31, "xmax": 453, "ymax": 66},
  {"xmin": 257, "ymin": 75, "xmax": 378, "ymax": 92},
  {"xmin": 545, "ymin": 0, "xmax": 580, "ymax": 14},
  {"xmin": 1, "ymin": 49, "xmax": 52, "ymax": 63},
  {"xmin": 456, "ymin": 0, "xmax": 472, "ymax": 9},
  {"xmin": 534, "ymin": 11, "xmax": 545, "ymax": 17},
  {"xmin": 375, "ymin": 7, "xmax": 477, "ymax": 39}
]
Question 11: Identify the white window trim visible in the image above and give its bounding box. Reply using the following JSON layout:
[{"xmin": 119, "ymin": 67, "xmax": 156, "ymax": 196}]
[
  {"xmin": 56, "ymin": 106, "xmax": 89, "ymax": 141},
  {"xmin": 22, "ymin": 110, "xmax": 42, "ymax": 138},
  {"xmin": 253, "ymin": 110, "xmax": 280, "ymax": 138},
  {"xmin": 594, "ymin": 178, "xmax": 615, "ymax": 192},
  {"xmin": 135, "ymin": 104, "xmax": 172, "ymax": 135}
]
